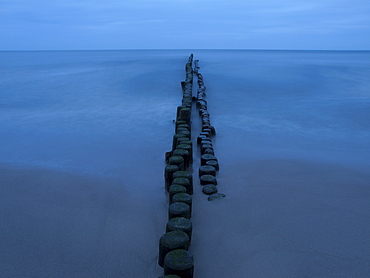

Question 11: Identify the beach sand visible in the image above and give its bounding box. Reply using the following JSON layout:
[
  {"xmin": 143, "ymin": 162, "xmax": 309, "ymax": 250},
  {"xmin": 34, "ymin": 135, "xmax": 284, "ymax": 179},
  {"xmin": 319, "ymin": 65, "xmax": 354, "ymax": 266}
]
[{"xmin": 1, "ymin": 157, "xmax": 369, "ymax": 277}]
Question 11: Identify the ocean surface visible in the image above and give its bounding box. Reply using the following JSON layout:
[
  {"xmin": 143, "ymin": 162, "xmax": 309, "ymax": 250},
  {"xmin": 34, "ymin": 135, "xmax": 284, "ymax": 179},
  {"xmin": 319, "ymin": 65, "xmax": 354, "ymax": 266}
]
[{"xmin": 1, "ymin": 50, "xmax": 369, "ymax": 277}]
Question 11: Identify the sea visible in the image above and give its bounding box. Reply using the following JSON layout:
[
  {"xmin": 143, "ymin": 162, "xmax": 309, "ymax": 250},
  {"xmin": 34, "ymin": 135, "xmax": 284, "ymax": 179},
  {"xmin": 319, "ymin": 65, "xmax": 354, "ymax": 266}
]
[{"xmin": 1, "ymin": 50, "xmax": 369, "ymax": 277}]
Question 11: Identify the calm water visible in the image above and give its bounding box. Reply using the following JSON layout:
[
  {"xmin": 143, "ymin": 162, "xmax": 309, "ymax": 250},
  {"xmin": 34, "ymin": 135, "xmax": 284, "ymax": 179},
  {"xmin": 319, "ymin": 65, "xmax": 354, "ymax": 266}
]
[
  {"xmin": 1, "ymin": 50, "xmax": 369, "ymax": 173},
  {"xmin": 1, "ymin": 50, "xmax": 369, "ymax": 277}
]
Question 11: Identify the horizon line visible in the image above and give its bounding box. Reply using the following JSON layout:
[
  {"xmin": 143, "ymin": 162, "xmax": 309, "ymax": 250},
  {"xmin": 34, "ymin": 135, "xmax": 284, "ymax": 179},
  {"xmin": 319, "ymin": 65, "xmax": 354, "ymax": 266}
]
[{"xmin": 1, "ymin": 48, "xmax": 370, "ymax": 52}]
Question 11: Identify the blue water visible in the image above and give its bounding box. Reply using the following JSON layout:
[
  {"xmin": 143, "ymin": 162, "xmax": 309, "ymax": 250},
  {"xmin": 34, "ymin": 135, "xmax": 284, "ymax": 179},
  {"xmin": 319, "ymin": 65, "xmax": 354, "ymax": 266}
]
[
  {"xmin": 1, "ymin": 50, "xmax": 370, "ymax": 277},
  {"xmin": 1, "ymin": 50, "xmax": 370, "ymax": 173},
  {"xmin": 0, "ymin": 50, "xmax": 187, "ymax": 176}
]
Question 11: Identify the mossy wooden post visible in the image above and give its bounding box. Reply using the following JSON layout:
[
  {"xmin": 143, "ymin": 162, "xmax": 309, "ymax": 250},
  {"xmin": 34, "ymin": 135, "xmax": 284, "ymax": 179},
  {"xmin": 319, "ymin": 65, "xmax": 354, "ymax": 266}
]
[
  {"xmin": 202, "ymin": 128, "xmax": 212, "ymax": 136},
  {"xmin": 176, "ymin": 138, "xmax": 192, "ymax": 148},
  {"xmin": 177, "ymin": 142, "xmax": 192, "ymax": 149},
  {"xmin": 168, "ymin": 156, "xmax": 185, "ymax": 171},
  {"xmin": 200, "ymin": 131, "xmax": 210, "ymax": 138},
  {"xmin": 202, "ymin": 184, "xmax": 218, "ymax": 195},
  {"xmin": 207, "ymin": 147, "xmax": 216, "ymax": 154},
  {"xmin": 166, "ymin": 217, "xmax": 192, "ymax": 240},
  {"xmin": 172, "ymin": 133, "xmax": 187, "ymax": 152},
  {"xmin": 178, "ymin": 129, "xmax": 191, "ymax": 138},
  {"xmin": 181, "ymin": 81, "xmax": 186, "ymax": 92},
  {"xmin": 172, "ymin": 193, "xmax": 192, "ymax": 214},
  {"xmin": 178, "ymin": 141, "xmax": 193, "ymax": 161},
  {"xmin": 158, "ymin": 231, "xmax": 190, "ymax": 267},
  {"xmin": 176, "ymin": 125, "xmax": 190, "ymax": 137},
  {"xmin": 169, "ymin": 184, "xmax": 187, "ymax": 202},
  {"xmin": 205, "ymin": 160, "xmax": 219, "ymax": 170},
  {"xmin": 169, "ymin": 202, "xmax": 191, "ymax": 219},
  {"xmin": 203, "ymin": 148, "xmax": 214, "ymax": 155},
  {"xmin": 201, "ymin": 143, "xmax": 213, "ymax": 155},
  {"xmin": 179, "ymin": 140, "xmax": 193, "ymax": 146},
  {"xmin": 182, "ymin": 99, "xmax": 192, "ymax": 108},
  {"xmin": 173, "ymin": 149, "xmax": 190, "ymax": 169},
  {"xmin": 175, "ymin": 120, "xmax": 187, "ymax": 131},
  {"xmin": 199, "ymin": 165, "xmax": 216, "ymax": 177},
  {"xmin": 175, "ymin": 105, "xmax": 184, "ymax": 116},
  {"xmin": 200, "ymin": 174, "xmax": 217, "ymax": 185},
  {"xmin": 205, "ymin": 125, "xmax": 216, "ymax": 136},
  {"xmin": 177, "ymin": 127, "xmax": 189, "ymax": 133},
  {"xmin": 165, "ymin": 151, "xmax": 172, "ymax": 163},
  {"xmin": 201, "ymin": 154, "xmax": 217, "ymax": 166},
  {"xmin": 177, "ymin": 107, "xmax": 191, "ymax": 125},
  {"xmin": 208, "ymin": 193, "xmax": 226, "ymax": 201},
  {"xmin": 165, "ymin": 165, "xmax": 179, "ymax": 191},
  {"xmin": 164, "ymin": 249, "xmax": 194, "ymax": 278},
  {"xmin": 200, "ymin": 138, "xmax": 212, "ymax": 145},
  {"xmin": 172, "ymin": 177, "xmax": 191, "ymax": 195},
  {"xmin": 177, "ymin": 143, "xmax": 192, "ymax": 163},
  {"xmin": 173, "ymin": 171, "xmax": 193, "ymax": 194},
  {"xmin": 197, "ymin": 135, "xmax": 208, "ymax": 144}
]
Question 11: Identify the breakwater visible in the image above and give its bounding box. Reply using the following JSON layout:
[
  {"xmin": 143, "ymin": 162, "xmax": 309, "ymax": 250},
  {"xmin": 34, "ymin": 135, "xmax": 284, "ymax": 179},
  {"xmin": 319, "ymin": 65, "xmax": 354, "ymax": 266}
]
[
  {"xmin": 158, "ymin": 55, "xmax": 225, "ymax": 278},
  {"xmin": 193, "ymin": 59, "xmax": 226, "ymax": 201}
]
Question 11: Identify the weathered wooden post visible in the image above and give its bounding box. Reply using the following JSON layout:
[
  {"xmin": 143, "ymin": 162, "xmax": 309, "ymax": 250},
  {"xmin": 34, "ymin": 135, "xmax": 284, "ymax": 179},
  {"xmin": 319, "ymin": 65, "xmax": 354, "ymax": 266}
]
[
  {"xmin": 164, "ymin": 249, "xmax": 194, "ymax": 278},
  {"xmin": 168, "ymin": 156, "xmax": 185, "ymax": 171},
  {"xmin": 166, "ymin": 217, "xmax": 193, "ymax": 239},
  {"xmin": 198, "ymin": 165, "xmax": 216, "ymax": 177},
  {"xmin": 172, "ymin": 193, "xmax": 192, "ymax": 214},
  {"xmin": 158, "ymin": 230, "xmax": 190, "ymax": 267},
  {"xmin": 200, "ymin": 174, "xmax": 217, "ymax": 185},
  {"xmin": 173, "ymin": 171, "xmax": 193, "ymax": 195},
  {"xmin": 165, "ymin": 165, "xmax": 179, "ymax": 191},
  {"xmin": 169, "ymin": 202, "xmax": 191, "ymax": 219},
  {"xmin": 168, "ymin": 184, "xmax": 187, "ymax": 202}
]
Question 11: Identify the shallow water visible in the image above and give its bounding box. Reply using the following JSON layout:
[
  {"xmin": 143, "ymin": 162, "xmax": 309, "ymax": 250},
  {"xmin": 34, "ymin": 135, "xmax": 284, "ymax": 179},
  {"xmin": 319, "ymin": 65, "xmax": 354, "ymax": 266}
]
[{"xmin": 1, "ymin": 50, "xmax": 369, "ymax": 277}]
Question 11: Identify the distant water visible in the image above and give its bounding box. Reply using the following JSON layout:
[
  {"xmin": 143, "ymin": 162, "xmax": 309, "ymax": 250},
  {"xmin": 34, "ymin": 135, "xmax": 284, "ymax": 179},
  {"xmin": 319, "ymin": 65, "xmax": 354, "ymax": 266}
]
[
  {"xmin": 1, "ymin": 50, "xmax": 370, "ymax": 277},
  {"xmin": 1, "ymin": 50, "xmax": 370, "ymax": 174}
]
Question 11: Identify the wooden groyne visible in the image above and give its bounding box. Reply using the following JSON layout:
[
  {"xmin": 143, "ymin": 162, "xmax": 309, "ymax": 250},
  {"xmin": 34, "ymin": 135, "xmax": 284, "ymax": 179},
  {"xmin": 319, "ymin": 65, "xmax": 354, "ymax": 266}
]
[
  {"xmin": 159, "ymin": 54, "xmax": 194, "ymax": 278},
  {"xmin": 193, "ymin": 60, "xmax": 225, "ymax": 201},
  {"xmin": 158, "ymin": 55, "xmax": 225, "ymax": 278}
]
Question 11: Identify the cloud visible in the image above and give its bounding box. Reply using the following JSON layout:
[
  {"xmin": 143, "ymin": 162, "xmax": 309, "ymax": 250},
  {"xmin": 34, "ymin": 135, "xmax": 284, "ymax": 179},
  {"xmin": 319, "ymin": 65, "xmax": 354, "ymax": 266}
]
[{"xmin": 1, "ymin": 0, "xmax": 370, "ymax": 49}]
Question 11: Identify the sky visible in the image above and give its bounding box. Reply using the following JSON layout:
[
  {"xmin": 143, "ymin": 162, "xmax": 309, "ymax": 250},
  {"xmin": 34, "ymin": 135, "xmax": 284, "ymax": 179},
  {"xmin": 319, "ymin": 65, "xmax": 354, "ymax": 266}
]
[{"xmin": 1, "ymin": 0, "xmax": 370, "ymax": 50}]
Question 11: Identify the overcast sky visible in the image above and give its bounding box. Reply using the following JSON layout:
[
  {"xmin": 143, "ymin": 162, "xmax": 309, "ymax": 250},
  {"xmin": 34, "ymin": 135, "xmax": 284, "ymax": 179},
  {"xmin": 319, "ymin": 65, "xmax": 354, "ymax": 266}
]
[{"xmin": 1, "ymin": 0, "xmax": 370, "ymax": 50}]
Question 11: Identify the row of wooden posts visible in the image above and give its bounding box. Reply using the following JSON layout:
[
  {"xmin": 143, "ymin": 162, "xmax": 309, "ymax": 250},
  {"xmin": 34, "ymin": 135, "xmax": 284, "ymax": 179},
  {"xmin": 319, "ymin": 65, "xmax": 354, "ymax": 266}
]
[
  {"xmin": 158, "ymin": 55, "xmax": 225, "ymax": 278},
  {"xmin": 159, "ymin": 54, "xmax": 195, "ymax": 278},
  {"xmin": 194, "ymin": 60, "xmax": 225, "ymax": 201}
]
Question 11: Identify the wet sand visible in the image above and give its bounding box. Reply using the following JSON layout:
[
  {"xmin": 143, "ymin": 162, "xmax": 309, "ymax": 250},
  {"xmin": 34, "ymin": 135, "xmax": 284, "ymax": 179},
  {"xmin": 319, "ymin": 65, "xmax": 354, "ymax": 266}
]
[
  {"xmin": 2, "ymin": 157, "xmax": 369, "ymax": 277},
  {"xmin": 0, "ymin": 165, "xmax": 166, "ymax": 277}
]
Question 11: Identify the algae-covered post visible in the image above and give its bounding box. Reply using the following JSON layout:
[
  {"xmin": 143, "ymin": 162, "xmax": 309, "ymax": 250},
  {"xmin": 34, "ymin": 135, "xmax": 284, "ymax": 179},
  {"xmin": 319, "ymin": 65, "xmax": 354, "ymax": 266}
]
[
  {"xmin": 168, "ymin": 202, "xmax": 191, "ymax": 219},
  {"xmin": 166, "ymin": 217, "xmax": 193, "ymax": 239},
  {"xmin": 164, "ymin": 165, "xmax": 179, "ymax": 191},
  {"xmin": 164, "ymin": 249, "xmax": 194, "ymax": 278},
  {"xmin": 168, "ymin": 185, "xmax": 187, "ymax": 202},
  {"xmin": 172, "ymin": 193, "xmax": 192, "ymax": 213},
  {"xmin": 158, "ymin": 231, "xmax": 190, "ymax": 267}
]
